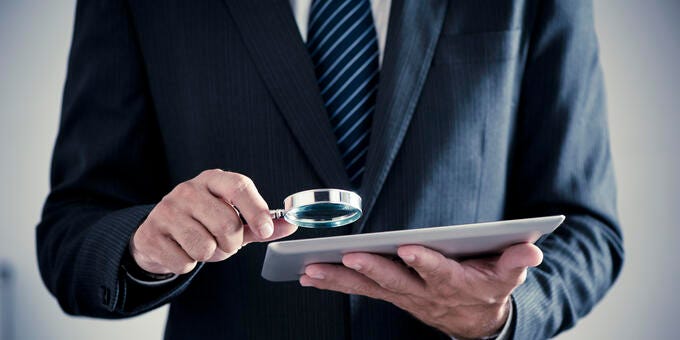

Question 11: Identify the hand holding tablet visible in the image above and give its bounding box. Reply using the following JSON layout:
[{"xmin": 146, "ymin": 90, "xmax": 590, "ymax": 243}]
[{"xmin": 262, "ymin": 215, "xmax": 565, "ymax": 281}]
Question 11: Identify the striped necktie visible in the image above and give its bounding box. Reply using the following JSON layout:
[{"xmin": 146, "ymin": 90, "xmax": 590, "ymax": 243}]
[{"xmin": 307, "ymin": 0, "xmax": 380, "ymax": 188}]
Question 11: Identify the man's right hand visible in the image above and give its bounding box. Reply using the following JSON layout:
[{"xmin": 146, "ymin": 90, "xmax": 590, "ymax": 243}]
[{"xmin": 130, "ymin": 169, "xmax": 298, "ymax": 275}]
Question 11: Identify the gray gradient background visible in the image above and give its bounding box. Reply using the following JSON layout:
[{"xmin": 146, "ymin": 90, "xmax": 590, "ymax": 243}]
[{"xmin": 1, "ymin": 1, "xmax": 678, "ymax": 339}]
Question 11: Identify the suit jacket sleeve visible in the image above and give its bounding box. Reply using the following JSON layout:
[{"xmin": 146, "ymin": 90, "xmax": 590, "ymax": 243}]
[
  {"xmin": 36, "ymin": 0, "xmax": 198, "ymax": 318},
  {"xmin": 505, "ymin": 1, "xmax": 624, "ymax": 338}
]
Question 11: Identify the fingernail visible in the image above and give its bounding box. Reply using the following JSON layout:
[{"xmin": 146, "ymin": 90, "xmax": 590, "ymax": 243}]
[
  {"xmin": 402, "ymin": 254, "xmax": 416, "ymax": 263},
  {"xmin": 300, "ymin": 278, "xmax": 313, "ymax": 287},
  {"xmin": 346, "ymin": 263, "xmax": 362, "ymax": 271},
  {"xmin": 259, "ymin": 222, "xmax": 273, "ymax": 238},
  {"xmin": 308, "ymin": 272, "xmax": 325, "ymax": 280}
]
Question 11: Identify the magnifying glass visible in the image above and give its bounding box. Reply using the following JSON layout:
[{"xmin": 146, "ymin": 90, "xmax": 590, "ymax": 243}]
[{"xmin": 267, "ymin": 189, "xmax": 362, "ymax": 228}]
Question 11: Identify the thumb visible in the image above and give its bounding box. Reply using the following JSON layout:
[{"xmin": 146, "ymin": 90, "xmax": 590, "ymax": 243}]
[
  {"xmin": 496, "ymin": 243, "xmax": 543, "ymax": 283},
  {"xmin": 243, "ymin": 219, "xmax": 298, "ymax": 245},
  {"xmin": 208, "ymin": 220, "xmax": 298, "ymax": 262}
]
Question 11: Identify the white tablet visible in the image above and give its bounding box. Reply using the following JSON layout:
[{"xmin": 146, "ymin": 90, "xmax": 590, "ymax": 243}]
[{"xmin": 261, "ymin": 215, "xmax": 565, "ymax": 281}]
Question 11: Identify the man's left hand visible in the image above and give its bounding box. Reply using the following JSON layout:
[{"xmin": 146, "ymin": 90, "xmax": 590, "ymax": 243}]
[{"xmin": 299, "ymin": 243, "xmax": 542, "ymax": 339}]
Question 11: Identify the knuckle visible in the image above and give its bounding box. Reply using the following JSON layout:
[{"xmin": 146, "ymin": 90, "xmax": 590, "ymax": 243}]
[
  {"xmin": 131, "ymin": 233, "xmax": 152, "ymax": 259},
  {"xmin": 156, "ymin": 242, "xmax": 173, "ymax": 260},
  {"xmin": 214, "ymin": 222, "xmax": 231, "ymax": 236},
  {"xmin": 218, "ymin": 216, "xmax": 242, "ymax": 234},
  {"xmin": 350, "ymin": 282, "xmax": 370, "ymax": 295},
  {"xmin": 190, "ymin": 238, "xmax": 217, "ymax": 261},
  {"xmin": 155, "ymin": 197, "xmax": 174, "ymax": 215},
  {"xmin": 157, "ymin": 250, "xmax": 180, "ymax": 272},
  {"xmin": 221, "ymin": 247, "xmax": 238, "ymax": 257},
  {"xmin": 421, "ymin": 268, "xmax": 439, "ymax": 281},
  {"xmin": 424, "ymin": 263, "xmax": 450, "ymax": 284},
  {"xmin": 143, "ymin": 251, "xmax": 163, "ymax": 267},
  {"xmin": 162, "ymin": 250, "xmax": 197, "ymax": 274},
  {"xmin": 148, "ymin": 207, "xmax": 174, "ymax": 230},
  {"xmin": 134, "ymin": 224, "xmax": 153, "ymax": 244},
  {"xmin": 200, "ymin": 168, "xmax": 222, "ymax": 179},
  {"xmin": 405, "ymin": 294, "xmax": 427, "ymax": 309},
  {"xmin": 156, "ymin": 198, "xmax": 178, "ymax": 217},
  {"xmin": 429, "ymin": 257, "xmax": 445, "ymax": 275},
  {"xmin": 173, "ymin": 182, "xmax": 196, "ymax": 199},
  {"xmin": 136, "ymin": 225, "xmax": 164, "ymax": 251},
  {"xmin": 380, "ymin": 277, "xmax": 405, "ymax": 292},
  {"xmin": 437, "ymin": 285, "xmax": 458, "ymax": 299},
  {"xmin": 133, "ymin": 239, "xmax": 153, "ymax": 259},
  {"xmin": 232, "ymin": 175, "xmax": 255, "ymax": 195},
  {"xmin": 208, "ymin": 249, "xmax": 231, "ymax": 262},
  {"xmin": 182, "ymin": 230, "xmax": 204, "ymax": 253},
  {"xmin": 220, "ymin": 238, "xmax": 241, "ymax": 254}
]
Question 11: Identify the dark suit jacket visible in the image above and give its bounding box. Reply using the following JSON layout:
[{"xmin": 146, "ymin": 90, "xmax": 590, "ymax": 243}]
[{"xmin": 37, "ymin": 0, "xmax": 624, "ymax": 339}]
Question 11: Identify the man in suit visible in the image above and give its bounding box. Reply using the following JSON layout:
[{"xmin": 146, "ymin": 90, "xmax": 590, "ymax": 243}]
[{"xmin": 37, "ymin": 0, "xmax": 624, "ymax": 339}]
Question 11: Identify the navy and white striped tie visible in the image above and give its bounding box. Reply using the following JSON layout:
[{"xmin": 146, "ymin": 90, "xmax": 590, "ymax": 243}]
[{"xmin": 307, "ymin": 0, "xmax": 380, "ymax": 187}]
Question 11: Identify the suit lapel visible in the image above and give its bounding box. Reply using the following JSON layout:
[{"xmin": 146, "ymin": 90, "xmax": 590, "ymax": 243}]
[
  {"xmin": 224, "ymin": 0, "xmax": 447, "ymax": 232},
  {"xmin": 224, "ymin": 0, "xmax": 351, "ymax": 189},
  {"xmin": 355, "ymin": 0, "xmax": 448, "ymax": 233}
]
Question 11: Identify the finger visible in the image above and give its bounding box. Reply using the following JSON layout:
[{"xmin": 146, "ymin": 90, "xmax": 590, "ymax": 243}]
[
  {"xmin": 243, "ymin": 219, "xmax": 298, "ymax": 245},
  {"xmin": 397, "ymin": 245, "xmax": 460, "ymax": 288},
  {"xmin": 299, "ymin": 264, "xmax": 395, "ymax": 302},
  {"xmin": 495, "ymin": 243, "xmax": 543, "ymax": 284},
  {"xmin": 342, "ymin": 253, "xmax": 425, "ymax": 294},
  {"xmin": 205, "ymin": 248, "xmax": 234, "ymax": 262},
  {"xmin": 189, "ymin": 188, "xmax": 243, "ymax": 254},
  {"xmin": 152, "ymin": 236, "xmax": 198, "ymax": 275},
  {"xmin": 166, "ymin": 213, "xmax": 218, "ymax": 262},
  {"xmin": 198, "ymin": 170, "xmax": 273, "ymax": 239},
  {"xmin": 130, "ymin": 226, "xmax": 174, "ymax": 274}
]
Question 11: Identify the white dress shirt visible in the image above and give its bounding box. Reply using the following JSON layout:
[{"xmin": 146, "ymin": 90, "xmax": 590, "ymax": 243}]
[{"xmin": 289, "ymin": 0, "xmax": 391, "ymax": 66}]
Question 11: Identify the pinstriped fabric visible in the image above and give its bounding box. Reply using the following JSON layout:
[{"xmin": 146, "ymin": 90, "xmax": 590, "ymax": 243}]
[{"xmin": 308, "ymin": 0, "xmax": 379, "ymax": 187}]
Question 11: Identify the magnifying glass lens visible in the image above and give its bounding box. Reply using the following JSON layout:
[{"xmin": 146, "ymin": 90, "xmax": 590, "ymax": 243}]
[
  {"xmin": 286, "ymin": 202, "xmax": 361, "ymax": 228},
  {"xmin": 280, "ymin": 189, "xmax": 362, "ymax": 228}
]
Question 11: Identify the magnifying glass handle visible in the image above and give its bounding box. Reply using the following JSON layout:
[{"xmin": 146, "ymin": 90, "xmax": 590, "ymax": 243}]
[
  {"xmin": 269, "ymin": 209, "xmax": 286, "ymax": 219},
  {"xmin": 233, "ymin": 206, "xmax": 287, "ymax": 225}
]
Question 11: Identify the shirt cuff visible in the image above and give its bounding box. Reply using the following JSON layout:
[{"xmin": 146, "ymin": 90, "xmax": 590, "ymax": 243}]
[
  {"xmin": 124, "ymin": 267, "xmax": 179, "ymax": 286},
  {"xmin": 120, "ymin": 247, "xmax": 180, "ymax": 286}
]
